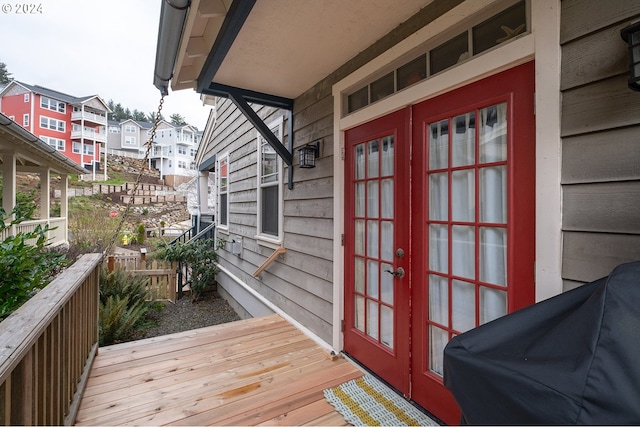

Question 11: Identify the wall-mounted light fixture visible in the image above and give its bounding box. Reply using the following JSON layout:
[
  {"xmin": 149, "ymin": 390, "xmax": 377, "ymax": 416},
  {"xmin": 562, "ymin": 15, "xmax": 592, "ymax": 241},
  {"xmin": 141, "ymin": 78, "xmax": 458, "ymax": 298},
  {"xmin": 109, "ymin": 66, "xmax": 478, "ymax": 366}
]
[
  {"xmin": 298, "ymin": 140, "xmax": 321, "ymax": 168},
  {"xmin": 621, "ymin": 21, "xmax": 640, "ymax": 91}
]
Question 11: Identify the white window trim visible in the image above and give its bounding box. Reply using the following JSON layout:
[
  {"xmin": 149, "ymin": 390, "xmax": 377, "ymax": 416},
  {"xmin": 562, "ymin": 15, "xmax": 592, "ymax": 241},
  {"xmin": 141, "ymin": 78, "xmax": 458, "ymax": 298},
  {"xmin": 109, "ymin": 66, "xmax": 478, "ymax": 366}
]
[
  {"xmin": 330, "ymin": 0, "xmax": 562, "ymax": 350},
  {"xmin": 124, "ymin": 136, "xmax": 137, "ymax": 145},
  {"xmin": 24, "ymin": 93, "xmax": 29, "ymax": 102},
  {"xmin": 23, "ymin": 114, "xmax": 29, "ymax": 127},
  {"xmin": 255, "ymin": 116, "xmax": 284, "ymax": 246},
  {"xmin": 217, "ymin": 152, "xmax": 230, "ymax": 231},
  {"xmin": 40, "ymin": 115, "xmax": 65, "ymax": 133}
]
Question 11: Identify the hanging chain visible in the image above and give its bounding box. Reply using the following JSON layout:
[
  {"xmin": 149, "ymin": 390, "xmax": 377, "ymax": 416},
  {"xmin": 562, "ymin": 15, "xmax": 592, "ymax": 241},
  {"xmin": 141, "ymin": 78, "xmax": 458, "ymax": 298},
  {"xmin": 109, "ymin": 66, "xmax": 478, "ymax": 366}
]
[{"xmin": 103, "ymin": 94, "xmax": 165, "ymax": 258}]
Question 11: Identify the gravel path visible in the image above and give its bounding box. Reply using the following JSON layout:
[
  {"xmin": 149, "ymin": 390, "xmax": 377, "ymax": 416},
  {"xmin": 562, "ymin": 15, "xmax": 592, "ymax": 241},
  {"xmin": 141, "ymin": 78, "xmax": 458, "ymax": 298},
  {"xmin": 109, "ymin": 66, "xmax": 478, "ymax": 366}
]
[{"xmin": 140, "ymin": 291, "xmax": 242, "ymax": 338}]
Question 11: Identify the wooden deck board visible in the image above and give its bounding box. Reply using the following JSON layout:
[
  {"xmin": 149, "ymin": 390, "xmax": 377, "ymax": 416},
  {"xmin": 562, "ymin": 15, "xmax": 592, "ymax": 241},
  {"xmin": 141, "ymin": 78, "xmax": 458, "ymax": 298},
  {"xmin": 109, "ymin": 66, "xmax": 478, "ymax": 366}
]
[{"xmin": 75, "ymin": 314, "xmax": 362, "ymax": 426}]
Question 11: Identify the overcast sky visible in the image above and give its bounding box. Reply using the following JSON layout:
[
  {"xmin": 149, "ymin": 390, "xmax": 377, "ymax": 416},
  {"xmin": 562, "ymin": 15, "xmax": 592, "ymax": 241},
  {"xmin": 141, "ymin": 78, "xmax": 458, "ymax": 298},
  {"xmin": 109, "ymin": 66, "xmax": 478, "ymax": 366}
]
[{"xmin": 0, "ymin": 0, "xmax": 212, "ymax": 129}]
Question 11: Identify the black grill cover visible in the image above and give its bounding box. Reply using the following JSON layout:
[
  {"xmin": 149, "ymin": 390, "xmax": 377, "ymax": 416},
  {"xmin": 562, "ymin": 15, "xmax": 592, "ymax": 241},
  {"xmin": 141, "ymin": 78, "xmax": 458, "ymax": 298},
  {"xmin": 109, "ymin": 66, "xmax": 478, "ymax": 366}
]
[{"xmin": 443, "ymin": 261, "xmax": 640, "ymax": 425}]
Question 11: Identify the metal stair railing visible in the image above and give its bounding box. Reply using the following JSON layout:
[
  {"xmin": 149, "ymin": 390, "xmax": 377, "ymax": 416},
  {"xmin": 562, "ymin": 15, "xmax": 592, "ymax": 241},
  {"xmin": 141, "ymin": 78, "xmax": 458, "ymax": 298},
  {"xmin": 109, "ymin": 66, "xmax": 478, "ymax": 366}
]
[{"xmin": 169, "ymin": 221, "xmax": 216, "ymax": 299}]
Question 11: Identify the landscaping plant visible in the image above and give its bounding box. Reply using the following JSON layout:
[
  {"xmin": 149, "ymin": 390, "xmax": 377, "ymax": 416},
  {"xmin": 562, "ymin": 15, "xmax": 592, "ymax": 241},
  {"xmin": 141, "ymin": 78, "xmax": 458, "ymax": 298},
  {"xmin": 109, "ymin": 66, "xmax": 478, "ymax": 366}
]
[
  {"xmin": 0, "ymin": 206, "xmax": 68, "ymax": 320},
  {"xmin": 154, "ymin": 238, "xmax": 223, "ymax": 302}
]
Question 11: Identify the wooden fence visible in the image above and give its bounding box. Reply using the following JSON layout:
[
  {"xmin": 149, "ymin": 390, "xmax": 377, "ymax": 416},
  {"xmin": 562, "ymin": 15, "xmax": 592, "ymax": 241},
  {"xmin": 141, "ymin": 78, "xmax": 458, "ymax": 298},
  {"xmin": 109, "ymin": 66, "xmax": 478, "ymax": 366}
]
[
  {"xmin": 0, "ymin": 253, "xmax": 101, "ymax": 426},
  {"xmin": 105, "ymin": 255, "xmax": 177, "ymax": 302}
]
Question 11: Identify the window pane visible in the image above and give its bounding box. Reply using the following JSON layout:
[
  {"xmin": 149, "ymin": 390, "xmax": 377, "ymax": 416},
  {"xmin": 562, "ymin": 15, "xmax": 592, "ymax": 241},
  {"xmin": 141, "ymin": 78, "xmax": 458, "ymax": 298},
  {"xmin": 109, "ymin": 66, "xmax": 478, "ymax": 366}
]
[
  {"xmin": 452, "ymin": 226, "xmax": 475, "ymax": 279},
  {"xmin": 480, "ymin": 227, "xmax": 507, "ymax": 286},
  {"xmin": 452, "ymin": 169, "xmax": 474, "ymax": 222},
  {"xmin": 367, "ymin": 181, "xmax": 379, "ymax": 217},
  {"xmin": 261, "ymin": 186, "xmax": 279, "ymax": 236},
  {"xmin": 368, "ymin": 140, "xmax": 379, "ymax": 178},
  {"xmin": 348, "ymin": 86, "xmax": 369, "ymax": 113},
  {"xmin": 380, "ymin": 305, "xmax": 394, "ymax": 349},
  {"xmin": 370, "ymin": 72, "xmax": 394, "ymax": 103},
  {"xmin": 220, "ymin": 193, "xmax": 228, "ymax": 226},
  {"xmin": 381, "ymin": 179, "xmax": 394, "ymax": 219},
  {"xmin": 430, "ymin": 32, "xmax": 469, "ymax": 75},
  {"xmin": 367, "ymin": 300, "xmax": 379, "ymax": 340},
  {"xmin": 452, "ymin": 280, "xmax": 476, "ymax": 333},
  {"xmin": 380, "ymin": 221, "xmax": 394, "ymax": 262},
  {"xmin": 429, "ymin": 224, "xmax": 448, "ymax": 273},
  {"xmin": 429, "ymin": 274, "xmax": 448, "ymax": 325},
  {"xmin": 355, "ymin": 182, "xmax": 365, "ymax": 217},
  {"xmin": 429, "ymin": 120, "xmax": 448, "ymax": 170},
  {"xmin": 355, "ymin": 219, "xmax": 365, "ymax": 255},
  {"xmin": 367, "ymin": 260, "xmax": 379, "ymax": 299},
  {"xmin": 381, "ymin": 262, "xmax": 394, "ymax": 304},
  {"xmin": 381, "ymin": 136, "xmax": 394, "ymax": 176},
  {"xmin": 429, "ymin": 326, "xmax": 448, "ymax": 376},
  {"xmin": 355, "ymin": 257, "xmax": 365, "ymax": 293},
  {"xmin": 397, "ymin": 54, "xmax": 426, "ymax": 90},
  {"xmin": 480, "ymin": 286, "xmax": 507, "ymax": 325},
  {"xmin": 480, "ymin": 166, "xmax": 507, "ymax": 223},
  {"xmin": 429, "ymin": 172, "xmax": 448, "ymax": 220},
  {"xmin": 480, "ymin": 103, "xmax": 507, "ymax": 163},
  {"xmin": 355, "ymin": 144, "xmax": 365, "ymax": 179},
  {"xmin": 355, "ymin": 295, "xmax": 365, "ymax": 332},
  {"xmin": 367, "ymin": 220, "xmax": 379, "ymax": 258},
  {"xmin": 473, "ymin": 1, "xmax": 526, "ymax": 55},
  {"xmin": 452, "ymin": 112, "xmax": 475, "ymax": 167}
]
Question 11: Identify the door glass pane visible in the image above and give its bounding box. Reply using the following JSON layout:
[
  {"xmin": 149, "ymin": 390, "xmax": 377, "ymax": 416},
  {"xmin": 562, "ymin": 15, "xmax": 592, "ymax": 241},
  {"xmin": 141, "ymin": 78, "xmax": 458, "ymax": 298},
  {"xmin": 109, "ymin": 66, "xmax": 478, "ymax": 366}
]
[
  {"xmin": 367, "ymin": 220, "xmax": 379, "ymax": 258},
  {"xmin": 368, "ymin": 140, "xmax": 380, "ymax": 177},
  {"xmin": 367, "ymin": 260, "xmax": 379, "ymax": 299},
  {"xmin": 452, "ymin": 280, "xmax": 476, "ymax": 333},
  {"xmin": 429, "ymin": 120, "xmax": 448, "ymax": 170},
  {"xmin": 429, "ymin": 224, "xmax": 448, "ymax": 273},
  {"xmin": 381, "ymin": 136, "xmax": 394, "ymax": 176},
  {"xmin": 354, "ymin": 220, "xmax": 365, "ymax": 255},
  {"xmin": 355, "ymin": 182, "xmax": 365, "ymax": 217},
  {"xmin": 355, "ymin": 295, "xmax": 365, "ymax": 332},
  {"xmin": 429, "ymin": 325, "xmax": 448, "ymax": 376},
  {"xmin": 480, "ymin": 103, "xmax": 507, "ymax": 163},
  {"xmin": 452, "ymin": 169, "xmax": 474, "ymax": 222},
  {"xmin": 367, "ymin": 300, "xmax": 379, "ymax": 340},
  {"xmin": 367, "ymin": 181, "xmax": 379, "ymax": 217},
  {"xmin": 381, "ymin": 263, "xmax": 394, "ymax": 304},
  {"xmin": 429, "ymin": 274, "xmax": 448, "ymax": 325},
  {"xmin": 380, "ymin": 305, "xmax": 394, "ymax": 349},
  {"xmin": 354, "ymin": 257, "xmax": 365, "ymax": 293},
  {"xmin": 480, "ymin": 287, "xmax": 507, "ymax": 324},
  {"xmin": 452, "ymin": 226, "xmax": 475, "ymax": 279},
  {"xmin": 429, "ymin": 172, "xmax": 448, "ymax": 220},
  {"xmin": 381, "ymin": 221, "xmax": 394, "ymax": 262},
  {"xmin": 355, "ymin": 144, "xmax": 365, "ymax": 179},
  {"xmin": 480, "ymin": 227, "xmax": 507, "ymax": 286},
  {"xmin": 452, "ymin": 112, "xmax": 475, "ymax": 167},
  {"xmin": 381, "ymin": 179, "xmax": 394, "ymax": 218},
  {"xmin": 480, "ymin": 166, "xmax": 506, "ymax": 223}
]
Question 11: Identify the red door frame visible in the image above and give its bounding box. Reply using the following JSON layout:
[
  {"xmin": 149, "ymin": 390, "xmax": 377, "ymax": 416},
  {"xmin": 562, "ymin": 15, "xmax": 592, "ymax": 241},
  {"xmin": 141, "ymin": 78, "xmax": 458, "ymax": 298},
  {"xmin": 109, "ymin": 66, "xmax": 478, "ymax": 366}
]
[
  {"xmin": 410, "ymin": 62, "xmax": 536, "ymax": 425},
  {"xmin": 343, "ymin": 107, "xmax": 411, "ymax": 395}
]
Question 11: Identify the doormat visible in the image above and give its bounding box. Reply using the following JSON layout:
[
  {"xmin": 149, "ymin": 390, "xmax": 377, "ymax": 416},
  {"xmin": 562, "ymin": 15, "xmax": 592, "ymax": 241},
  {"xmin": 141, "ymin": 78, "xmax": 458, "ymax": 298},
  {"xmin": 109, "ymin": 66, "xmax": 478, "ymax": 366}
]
[{"xmin": 323, "ymin": 375, "xmax": 440, "ymax": 426}]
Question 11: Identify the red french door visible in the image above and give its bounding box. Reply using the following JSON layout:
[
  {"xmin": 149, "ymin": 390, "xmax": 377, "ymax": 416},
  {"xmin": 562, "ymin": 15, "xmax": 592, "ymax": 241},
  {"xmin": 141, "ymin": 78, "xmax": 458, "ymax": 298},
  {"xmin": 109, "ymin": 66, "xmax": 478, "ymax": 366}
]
[
  {"xmin": 344, "ymin": 62, "xmax": 535, "ymax": 425},
  {"xmin": 343, "ymin": 108, "xmax": 411, "ymax": 395}
]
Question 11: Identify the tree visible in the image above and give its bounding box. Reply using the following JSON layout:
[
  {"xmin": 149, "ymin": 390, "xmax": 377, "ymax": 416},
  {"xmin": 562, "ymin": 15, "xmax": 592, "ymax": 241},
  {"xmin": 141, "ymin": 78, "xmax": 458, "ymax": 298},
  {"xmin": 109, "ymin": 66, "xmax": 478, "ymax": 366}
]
[
  {"xmin": 131, "ymin": 109, "xmax": 147, "ymax": 121},
  {"xmin": 0, "ymin": 61, "xmax": 12, "ymax": 84},
  {"xmin": 170, "ymin": 113, "xmax": 187, "ymax": 126},
  {"xmin": 147, "ymin": 111, "xmax": 165, "ymax": 123}
]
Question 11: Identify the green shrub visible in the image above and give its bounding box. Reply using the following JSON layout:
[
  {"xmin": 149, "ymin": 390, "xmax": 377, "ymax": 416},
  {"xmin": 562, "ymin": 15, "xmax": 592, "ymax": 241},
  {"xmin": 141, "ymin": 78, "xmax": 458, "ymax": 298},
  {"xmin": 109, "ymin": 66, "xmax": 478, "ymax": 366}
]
[
  {"xmin": 98, "ymin": 268, "xmax": 152, "ymax": 345},
  {"xmin": 0, "ymin": 206, "xmax": 68, "ymax": 320},
  {"xmin": 136, "ymin": 223, "xmax": 146, "ymax": 245},
  {"xmin": 154, "ymin": 238, "xmax": 223, "ymax": 302}
]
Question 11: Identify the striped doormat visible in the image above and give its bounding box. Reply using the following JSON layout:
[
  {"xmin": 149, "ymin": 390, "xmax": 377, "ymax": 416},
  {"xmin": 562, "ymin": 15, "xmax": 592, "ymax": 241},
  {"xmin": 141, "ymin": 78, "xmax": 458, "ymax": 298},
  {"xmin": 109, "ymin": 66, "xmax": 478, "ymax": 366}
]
[{"xmin": 323, "ymin": 375, "xmax": 440, "ymax": 426}]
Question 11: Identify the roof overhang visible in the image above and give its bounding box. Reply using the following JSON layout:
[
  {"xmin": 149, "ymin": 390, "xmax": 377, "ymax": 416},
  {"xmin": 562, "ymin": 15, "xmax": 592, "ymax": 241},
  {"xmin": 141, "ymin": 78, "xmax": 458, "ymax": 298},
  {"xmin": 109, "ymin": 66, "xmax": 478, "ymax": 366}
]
[
  {"xmin": 154, "ymin": 0, "xmax": 432, "ymax": 100},
  {"xmin": 0, "ymin": 113, "xmax": 88, "ymax": 175}
]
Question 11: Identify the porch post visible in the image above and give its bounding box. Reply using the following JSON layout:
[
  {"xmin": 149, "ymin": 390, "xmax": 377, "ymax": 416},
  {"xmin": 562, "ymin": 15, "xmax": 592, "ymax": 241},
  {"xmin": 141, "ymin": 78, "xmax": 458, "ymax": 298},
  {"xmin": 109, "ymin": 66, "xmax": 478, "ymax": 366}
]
[
  {"xmin": 39, "ymin": 166, "xmax": 50, "ymax": 220},
  {"xmin": 60, "ymin": 174, "xmax": 69, "ymax": 242},
  {"xmin": 1, "ymin": 151, "xmax": 16, "ymax": 221}
]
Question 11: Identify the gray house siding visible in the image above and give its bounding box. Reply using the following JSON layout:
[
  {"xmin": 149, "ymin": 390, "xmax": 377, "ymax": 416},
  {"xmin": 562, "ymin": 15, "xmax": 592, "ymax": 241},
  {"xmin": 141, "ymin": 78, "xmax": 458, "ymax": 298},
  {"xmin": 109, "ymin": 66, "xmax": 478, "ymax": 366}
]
[{"xmin": 560, "ymin": 0, "xmax": 640, "ymax": 290}]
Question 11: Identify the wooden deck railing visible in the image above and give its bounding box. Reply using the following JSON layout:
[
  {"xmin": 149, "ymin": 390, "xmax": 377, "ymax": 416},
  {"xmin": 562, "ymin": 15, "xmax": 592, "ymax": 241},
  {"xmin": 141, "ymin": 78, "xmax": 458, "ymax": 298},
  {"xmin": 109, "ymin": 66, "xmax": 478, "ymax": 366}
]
[
  {"xmin": 0, "ymin": 253, "xmax": 101, "ymax": 426},
  {"xmin": 0, "ymin": 217, "xmax": 68, "ymax": 246}
]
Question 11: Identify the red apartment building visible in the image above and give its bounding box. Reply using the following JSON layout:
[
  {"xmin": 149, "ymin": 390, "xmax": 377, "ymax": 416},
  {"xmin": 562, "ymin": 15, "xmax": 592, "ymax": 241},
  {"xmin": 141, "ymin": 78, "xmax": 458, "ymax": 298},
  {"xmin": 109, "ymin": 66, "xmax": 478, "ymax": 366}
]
[{"xmin": 0, "ymin": 81, "xmax": 109, "ymax": 175}]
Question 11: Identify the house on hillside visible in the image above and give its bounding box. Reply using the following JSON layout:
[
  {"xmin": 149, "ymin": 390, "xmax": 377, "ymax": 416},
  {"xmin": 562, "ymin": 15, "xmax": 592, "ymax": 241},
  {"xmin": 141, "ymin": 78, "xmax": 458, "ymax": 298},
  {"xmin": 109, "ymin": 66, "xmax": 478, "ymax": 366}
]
[
  {"xmin": 0, "ymin": 112, "xmax": 87, "ymax": 246},
  {"xmin": 154, "ymin": 0, "xmax": 640, "ymax": 423},
  {"xmin": 0, "ymin": 81, "xmax": 110, "ymax": 180},
  {"xmin": 106, "ymin": 119, "xmax": 202, "ymax": 187}
]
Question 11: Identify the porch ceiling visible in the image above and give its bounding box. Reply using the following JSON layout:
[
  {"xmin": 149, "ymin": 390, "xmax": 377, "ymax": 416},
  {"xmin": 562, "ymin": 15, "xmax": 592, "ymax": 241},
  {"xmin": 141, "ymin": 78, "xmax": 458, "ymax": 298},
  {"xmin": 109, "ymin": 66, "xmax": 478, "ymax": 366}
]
[{"xmin": 159, "ymin": 0, "xmax": 432, "ymax": 100}]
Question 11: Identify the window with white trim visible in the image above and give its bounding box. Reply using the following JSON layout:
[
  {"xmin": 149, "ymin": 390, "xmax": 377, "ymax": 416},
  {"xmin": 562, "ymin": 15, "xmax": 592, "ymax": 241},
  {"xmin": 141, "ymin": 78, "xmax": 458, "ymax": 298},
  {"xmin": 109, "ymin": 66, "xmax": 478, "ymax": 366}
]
[
  {"xmin": 218, "ymin": 154, "xmax": 229, "ymax": 229},
  {"xmin": 256, "ymin": 117, "xmax": 284, "ymax": 241},
  {"xmin": 40, "ymin": 116, "xmax": 65, "ymax": 132},
  {"xmin": 41, "ymin": 136, "xmax": 65, "ymax": 151},
  {"xmin": 24, "ymin": 94, "xmax": 29, "ymax": 102},
  {"xmin": 40, "ymin": 96, "xmax": 65, "ymax": 113},
  {"xmin": 72, "ymin": 142, "xmax": 94, "ymax": 155},
  {"xmin": 125, "ymin": 125, "xmax": 136, "ymax": 133},
  {"xmin": 124, "ymin": 136, "xmax": 136, "ymax": 145},
  {"xmin": 23, "ymin": 114, "xmax": 29, "ymax": 127},
  {"xmin": 178, "ymin": 146, "xmax": 187, "ymax": 155}
]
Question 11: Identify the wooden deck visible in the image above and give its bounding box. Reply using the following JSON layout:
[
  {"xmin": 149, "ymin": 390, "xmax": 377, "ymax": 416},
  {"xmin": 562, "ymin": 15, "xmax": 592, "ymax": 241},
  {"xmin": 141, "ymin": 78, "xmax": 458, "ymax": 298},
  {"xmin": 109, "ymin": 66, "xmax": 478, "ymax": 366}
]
[{"xmin": 75, "ymin": 314, "xmax": 363, "ymax": 426}]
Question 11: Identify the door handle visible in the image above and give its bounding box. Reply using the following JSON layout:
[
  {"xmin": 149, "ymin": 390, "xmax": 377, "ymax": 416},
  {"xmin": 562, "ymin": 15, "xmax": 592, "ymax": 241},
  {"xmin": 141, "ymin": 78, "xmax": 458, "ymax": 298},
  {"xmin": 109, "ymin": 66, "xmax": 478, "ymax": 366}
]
[{"xmin": 385, "ymin": 267, "xmax": 405, "ymax": 278}]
